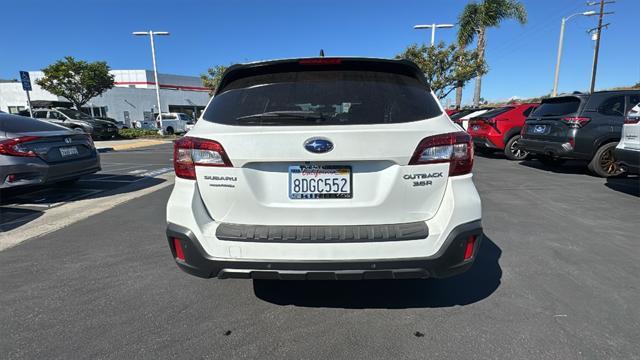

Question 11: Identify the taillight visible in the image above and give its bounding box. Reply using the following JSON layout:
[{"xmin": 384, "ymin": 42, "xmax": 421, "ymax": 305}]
[
  {"xmin": 560, "ymin": 117, "xmax": 591, "ymax": 128},
  {"xmin": 173, "ymin": 137, "xmax": 232, "ymax": 180},
  {"xmin": 0, "ymin": 136, "xmax": 40, "ymax": 157},
  {"xmin": 298, "ymin": 58, "xmax": 342, "ymax": 65},
  {"xmin": 624, "ymin": 116, "xmax": 640, "ymax": 124},
  {"xmin": 409, "ymin": 132, "xmax": 474, "ymax": 176}
]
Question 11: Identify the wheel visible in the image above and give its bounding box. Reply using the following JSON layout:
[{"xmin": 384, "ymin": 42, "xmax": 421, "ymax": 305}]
[
  {"xmin": 166, "ymin": 126, "xmax": 175, "ymax": 135},
  {"xmin": 504, "ymin": 135, "xmax": 529, "ymax": 160},
  {"xmin": 588, "ymin": 142, "xmax": 624, "ymax": 177},
  {"xmin": 537, "ymin": 155, "xmax": 565, "ymax": 166}
]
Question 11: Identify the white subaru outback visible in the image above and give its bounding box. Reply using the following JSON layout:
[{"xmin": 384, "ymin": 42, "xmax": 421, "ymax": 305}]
[{"xmin": 166, "ymin": 57, "xmax": 483, "ymax": 280}]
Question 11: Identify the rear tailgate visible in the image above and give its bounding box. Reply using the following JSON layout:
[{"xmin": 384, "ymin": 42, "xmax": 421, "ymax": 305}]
[
  {"xmin": 188, "ymin": 58, "xmax": 463, "ymax": 226},
  {"xmin": 524, "ymin": 96, "xmax": 584, "ymax": 141}
]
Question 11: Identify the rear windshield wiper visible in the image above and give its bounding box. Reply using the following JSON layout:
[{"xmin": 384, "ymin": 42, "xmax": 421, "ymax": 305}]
[{"xmin": 236, "ymin": 111, "xmax": 326, "ymax": 122}]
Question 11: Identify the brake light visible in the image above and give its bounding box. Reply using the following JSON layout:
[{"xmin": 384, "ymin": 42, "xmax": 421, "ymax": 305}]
[
  {"xmin": 298, "ymin": 58, "xmax": 342, "ymax": 65},
  {"xmin": 409, "ymin": 132, "xmax": 474, "ymax": 176},
  {"xmin": 173, "ymin": 137, "xmax": 232, "ymax": 180},
  {"xmin": 0, "ymin": 136, "xmax": 40, "ymax": 157},
  {"xmin": 560, "ymin": 117, "xmax": 591, "ymax": 128},
  {"xmin": 464, "ymin": 235, "xmax": 476, "ymax": 260},
  {"xmin": 624, "ymin": 116, "xmax": 640, "ymax": 124}
]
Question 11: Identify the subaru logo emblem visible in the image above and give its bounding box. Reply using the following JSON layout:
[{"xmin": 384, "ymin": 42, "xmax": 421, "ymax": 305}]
[
  {"xmin": 64, "ymin": 137, "xmax": 72, "ymax": 144},
  {"xmin": 304, "ymin": 138, "xmax": 333, "ymax": 154}
]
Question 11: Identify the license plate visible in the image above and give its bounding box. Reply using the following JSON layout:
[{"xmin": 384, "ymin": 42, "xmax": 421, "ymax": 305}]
[
  {"xmin": 59, "ymin": 146, "xmax": 79, "ymax": 157},
  {"xmin": 532, "ymin": 125, "xmax": 547, "ymax": 134},
  {"xmin": 289, "ymin": 165, "xmax": 352, "ymax": 199}
]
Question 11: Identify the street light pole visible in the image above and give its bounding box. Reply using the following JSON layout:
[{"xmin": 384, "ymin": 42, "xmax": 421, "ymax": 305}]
[
  {"xmin": 551, "ymin": 11, "xmax": 596, "ymax": 97},
  {"xmin": 133, "ymin": 30, "xmax": 170, "ymax": 134},
  {"xmin": 413, "ymin": 23, "xmax": 454, "ymax": 46}
]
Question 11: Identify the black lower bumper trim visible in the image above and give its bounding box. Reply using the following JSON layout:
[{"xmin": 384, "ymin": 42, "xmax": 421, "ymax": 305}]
[
  {"xmin": 215, "ymin": 221, "xmax": 429, "ymax": 243},
  {"xmin": 473, "ymin": 137, "xmax": 498, "ymax": 149},
  {"xmin": 166, "ymin": 220, "xmax": 483, "ymax": 280},
  {"xmin": 615, "ymin": 148, "xmax": 640, "ymax": 174}
]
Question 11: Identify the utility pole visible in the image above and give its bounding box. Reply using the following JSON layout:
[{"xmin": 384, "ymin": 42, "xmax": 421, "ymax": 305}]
[{"xmin": 588, "ymin": 0, "xmax": 614, "ymax": 93}]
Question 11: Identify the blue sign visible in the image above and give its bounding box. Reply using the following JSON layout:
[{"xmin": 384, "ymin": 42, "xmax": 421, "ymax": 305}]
[{"xmin": 19, "ymin": 71, "xmax": 32, "ymax": 91}]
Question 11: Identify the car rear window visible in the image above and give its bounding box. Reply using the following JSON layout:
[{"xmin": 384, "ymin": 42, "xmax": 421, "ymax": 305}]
[
  {"xmin": 475, "ymin": 106, "xmax": 514, "ymax": 119},
  {"xmin": 202, "ymin": 70, "xmax": 442, "ymax": 126},
  {"xmin": 531, "ymin": 97, "xmax": 582, "ymax": 117},
  {"xmin": 0, "ymin": 113, "xmax": 67, "ymax": 133}
]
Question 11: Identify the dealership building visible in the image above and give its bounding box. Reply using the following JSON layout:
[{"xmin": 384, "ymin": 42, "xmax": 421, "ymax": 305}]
[{"xmin": 0, "ymin": 70, "xmax": 211, "ymax": 126}]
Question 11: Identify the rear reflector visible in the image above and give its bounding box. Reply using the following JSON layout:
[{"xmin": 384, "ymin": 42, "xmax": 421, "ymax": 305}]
[
  {"xmin": 173, "ymin": 137, "xmax": 232, "ymax": 180},
  {"xmin": 173, "ymin": 238, "xmax": 185, "ymax": 261},
  {"xmin": 409, "ymin": 132, "xmax": 474, "ymax": 176},
  {"xmin": 464, "ymin": 235, "xmax": 476, "ymax": 260}
]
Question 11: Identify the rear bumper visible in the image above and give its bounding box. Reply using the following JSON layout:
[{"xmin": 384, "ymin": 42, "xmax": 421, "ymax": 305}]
[
  {"xmin": 166, "ymin": 220, "xmax": 483, "ymax": 280},
  {"xmin": 472, "ymin": 136, "xmax": 500, "ymax": 149},
  {"xmin": 519, "ymin": 138, "xmax": 578, "ymax": 159},
  {"xmin": 0, "ymin": 153, "xmax": 101, "ymax": 189},
  {"xmin": 615, "ymin": 147, "xmax": 640, "ymax": 174}
]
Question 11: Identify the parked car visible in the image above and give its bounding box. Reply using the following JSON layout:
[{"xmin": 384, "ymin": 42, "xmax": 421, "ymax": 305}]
[
  {"xmin": 445, "ymin": 108, "xmax": 460, "ymax": 116},
  {"xmin": 467, "ymin": 103, "xmax": 538, "ymax": 160},
  {"xmin": 450, "ymin": 108, "xmax": 490, "ymax": 130},
  {"xmin": 166, "ymin": 57, "xmax": 483, "ymax": 280},
  {"xmin": 615, "ymin": 103, "xmax": 640, "ymax": 174},
  {"xmin": 519, "ymin": 90, "xmax": 640, "ymax": 177},
  {"xmin": 95, "ymin": 116, "xmax": 127, "ymax": 130},
  {"xmin": 0, "ymin": 113, "xmax": 100, "ymax": 189},
  {"xmin": 156, "ymin": 112, "xmax": 193, "ymax": 134},
  {"xmin": 31, "ymin": 108, "xmax": 118, "ymax": 140}
]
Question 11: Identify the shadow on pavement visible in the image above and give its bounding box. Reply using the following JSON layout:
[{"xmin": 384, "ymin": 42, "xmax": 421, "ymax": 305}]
[
  {"xmin": 518, "ymin": 159, "xmax": 590, "ymax": 175},
  {"xmin": 0, "ymin": 174, "xmax": 166, "ymax": 231},
  {"xmin": 605, "ymin": 176, "xmax": 640, "ymax": 197},
  {"xmin": 253, "ymin": 236, "xmax": 502, "ymax": 309}
]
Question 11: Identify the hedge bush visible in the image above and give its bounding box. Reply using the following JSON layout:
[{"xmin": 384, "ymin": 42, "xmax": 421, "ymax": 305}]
[{"xmin": 117, "ymin": 128, "xmax": 162, "ymax": 139}]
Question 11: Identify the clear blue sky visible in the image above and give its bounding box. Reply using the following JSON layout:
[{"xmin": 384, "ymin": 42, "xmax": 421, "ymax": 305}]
[{"xmin": 1, "ymin": 0, "xmax": 638, "ymax": 104}]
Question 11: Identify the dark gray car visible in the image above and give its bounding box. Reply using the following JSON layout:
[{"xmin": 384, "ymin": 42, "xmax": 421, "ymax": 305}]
[
  {"xmin": 32, "ymin": 108, "xmax": 118, "ymax": 140},
  {"xmin": 0, "ymin": 113, "xmax": 101, "ymax": 189}
]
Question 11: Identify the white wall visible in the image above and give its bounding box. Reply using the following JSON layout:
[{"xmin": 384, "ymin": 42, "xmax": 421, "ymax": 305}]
[{"xmin": 0, "ymin": 78, "xmax": 210, "ymax": 125}]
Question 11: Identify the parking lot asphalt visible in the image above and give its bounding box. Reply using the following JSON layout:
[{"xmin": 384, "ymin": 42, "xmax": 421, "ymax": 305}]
[
  {"xmin": 1, "ymin": 149, "xmax": 639, "ymax": 360},
  {"xmin": 0, "ymin": 144, "xmax": 174, "ymax": 234}
]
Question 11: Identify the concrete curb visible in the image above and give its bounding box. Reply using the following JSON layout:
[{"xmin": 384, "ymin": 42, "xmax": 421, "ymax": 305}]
[
  {"xmin": 97, "ymin": 147, "xmax": 114, "ymax": 153},
  {"xmin": 95, "ymin": 139, "xmax": 171, "ymax": 153}
]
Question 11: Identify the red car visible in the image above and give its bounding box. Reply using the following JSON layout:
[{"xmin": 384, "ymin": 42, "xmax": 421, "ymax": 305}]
[{"xmin": 467, "ymin": 103, "xmax": 538, "ymax": 160}]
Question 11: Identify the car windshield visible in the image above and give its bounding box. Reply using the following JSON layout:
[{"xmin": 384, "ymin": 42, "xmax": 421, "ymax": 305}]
[
  {"xmin": 202, "ymin": 70, "xmax": 442, "ymax": 126},
  {"xmin": 531, "ymin": 97, "xmax": 581, "ymax": 117},
  {"xmin": 58, "ymin": 108, "xmax": 93, "ymax": 120}
]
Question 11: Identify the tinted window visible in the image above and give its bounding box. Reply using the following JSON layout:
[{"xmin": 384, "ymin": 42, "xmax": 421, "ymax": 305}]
[
  {"xmin": 33, "ymin": 111, "xmax": 48, "ymax": 118},
  {"xmin": 598, "ymin": 96, "xmax": 626, "ymax": 116},
  {"xmin": 203, "ymin": 71, "xmax": 441, "ymax": 126},
  {"xmin": 49, "ymin": 111, "xmax": 66, "ymax": 120},
  {"xmin": 522, "ymin": 106, "xmax": 536, "ymax": 117},
  {"xmin": 58, "ymin": 108, "xmax": 93, "ymax": 119},
  {"xmin": 179, "ymin": 114, "xmax": 191, "ymax": 121},
  {"xmin": 0, "ymin": 113, "xmax": 68, "ymax": 133},
  {"xmin": 531, "ymin": 97, "xmax": 582, "ymax": 117},
  {"xmin": 475, "ymin": 106, "xmax": 514, "ymax": 119}
]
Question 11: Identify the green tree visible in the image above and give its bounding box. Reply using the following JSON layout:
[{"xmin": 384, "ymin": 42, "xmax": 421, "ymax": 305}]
[
  {"xmin": 36, "ymin": 56, "xmax": 114, "ymax": 110},
  {"xmin": 458, "ymin": 0, "xmax": 527, "ymax": 106},
  {"xmin": 201, "ymin": 65, "xmax": 229, "ymax": 95},
  {"xmin": 397, "ymin": 42, "xmax": 487, "ymax": 100}
]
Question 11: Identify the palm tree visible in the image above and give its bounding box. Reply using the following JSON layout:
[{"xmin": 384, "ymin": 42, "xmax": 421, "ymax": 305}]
[{"xmin": 457, "ymin": 0, "xmax": 527, "ymax": 106}]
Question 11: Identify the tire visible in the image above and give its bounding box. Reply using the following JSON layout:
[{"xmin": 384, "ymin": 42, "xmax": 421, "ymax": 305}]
[
  {"xmin": 166, "ymin": 126, "xmax": 175, "ymax": 135},
  {"xmin": 537, "ymin": 155, "xmax": 566, "ymax": 166},
  {"xmin": 504, "ymin": 135, "xmax": 529, "ymax": 160},
  {"xmin": 588, "ymin": 142, "xmax": 624, "ymax": 178}
]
